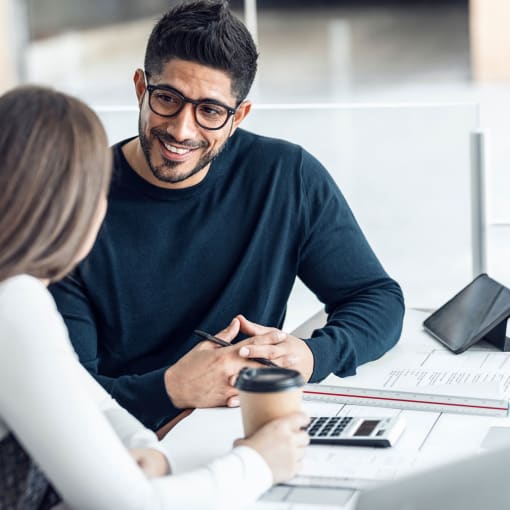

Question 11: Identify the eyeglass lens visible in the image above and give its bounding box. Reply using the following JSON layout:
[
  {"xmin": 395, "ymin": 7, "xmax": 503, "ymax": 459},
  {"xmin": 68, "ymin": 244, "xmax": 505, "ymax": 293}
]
[{"xmin": 149, "ymin": 88, "xmax": 230, "ymax": 129}]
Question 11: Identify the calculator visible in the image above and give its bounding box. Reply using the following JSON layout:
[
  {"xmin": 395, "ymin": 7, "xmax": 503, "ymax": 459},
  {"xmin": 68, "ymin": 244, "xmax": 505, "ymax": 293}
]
[{"xmin": 305, "ymin": 415, "xmax": 405, "ymax": 447}]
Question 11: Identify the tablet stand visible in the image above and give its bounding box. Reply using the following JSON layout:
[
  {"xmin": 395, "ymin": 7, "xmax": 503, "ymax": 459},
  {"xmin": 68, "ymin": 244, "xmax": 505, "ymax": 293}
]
[{"xmin": 483, "ymin": 318, "xmax": 510, "ymax": 351}]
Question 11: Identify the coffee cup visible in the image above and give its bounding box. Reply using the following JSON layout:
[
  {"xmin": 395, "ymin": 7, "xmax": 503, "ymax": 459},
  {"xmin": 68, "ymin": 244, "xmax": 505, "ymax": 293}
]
[{"xmin": 235, "ymin": 367, "xmax": 305, "ymax": 437}]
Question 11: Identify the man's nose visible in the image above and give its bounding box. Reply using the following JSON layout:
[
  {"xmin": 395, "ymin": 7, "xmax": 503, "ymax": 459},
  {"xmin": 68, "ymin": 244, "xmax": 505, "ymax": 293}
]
[{"xmin": 167, "ymin": 103, "xmax": 198, "ymax": 141}]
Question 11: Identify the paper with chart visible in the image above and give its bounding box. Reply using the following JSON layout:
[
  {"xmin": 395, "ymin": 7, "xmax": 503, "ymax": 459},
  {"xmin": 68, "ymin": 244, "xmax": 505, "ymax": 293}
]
[{"xmin": 304, "ymin": 349, "xmax": 510, "ymax": 416}]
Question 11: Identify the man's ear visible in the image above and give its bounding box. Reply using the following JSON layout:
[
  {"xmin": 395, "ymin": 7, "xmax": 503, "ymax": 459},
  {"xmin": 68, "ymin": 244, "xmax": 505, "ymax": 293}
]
[
  {"xmin": 134, "ymin": 68, "xmax": 146, "ymax": 107},
  {"xmin": 229, "ymin": 100, "xmax": 252, "ymax": 136}
]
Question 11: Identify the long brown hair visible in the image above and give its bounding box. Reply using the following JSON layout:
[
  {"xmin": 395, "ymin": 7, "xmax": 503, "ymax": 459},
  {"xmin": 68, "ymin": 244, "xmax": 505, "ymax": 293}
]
[{"xmin": 0, "ymin": 86, "xmax": 112, "ymax": 282}]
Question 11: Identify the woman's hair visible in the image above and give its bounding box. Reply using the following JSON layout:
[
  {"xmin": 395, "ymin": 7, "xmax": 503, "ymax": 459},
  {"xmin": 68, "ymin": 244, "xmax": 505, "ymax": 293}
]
[
  {"xmin": 144, "ymin": 0, "xmax": 258, "ymax": 103},
  {"xmin": 0, "ymin": 85, "xmax": 112, "ymax": 282}
]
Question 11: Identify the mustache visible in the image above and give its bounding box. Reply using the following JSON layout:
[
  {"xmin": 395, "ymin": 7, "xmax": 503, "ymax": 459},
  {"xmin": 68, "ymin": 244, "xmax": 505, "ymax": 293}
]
[{"xmin": 151, "ymin": 128, "xmax": 207, "ymax": 150}]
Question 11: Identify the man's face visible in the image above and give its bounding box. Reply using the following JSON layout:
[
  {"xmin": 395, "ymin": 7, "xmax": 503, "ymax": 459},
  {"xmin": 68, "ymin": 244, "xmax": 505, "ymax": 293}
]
[{"xmin": 134, "ymin": 59, "xmax": 251, "ymax": 189}]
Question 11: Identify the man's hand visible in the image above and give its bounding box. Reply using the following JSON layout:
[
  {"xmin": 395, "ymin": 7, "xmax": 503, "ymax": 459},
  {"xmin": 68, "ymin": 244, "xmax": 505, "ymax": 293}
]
[
  {"xmin": 164, "ymin": 318, "xmax": 262, "ymax": 409},
  {"xmin": 164, "ymin": 316, "xmax": 315, "ymax": 410},
  {"xmin": 235, "ymin": 315, "xmax": 315, "ymax": 382}
]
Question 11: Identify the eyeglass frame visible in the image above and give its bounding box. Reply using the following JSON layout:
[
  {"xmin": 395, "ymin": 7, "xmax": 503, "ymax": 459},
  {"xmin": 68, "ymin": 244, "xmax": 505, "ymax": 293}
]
[{"xmin": 144, "ymin": 74, "xmax": 241, "ymax": 131}]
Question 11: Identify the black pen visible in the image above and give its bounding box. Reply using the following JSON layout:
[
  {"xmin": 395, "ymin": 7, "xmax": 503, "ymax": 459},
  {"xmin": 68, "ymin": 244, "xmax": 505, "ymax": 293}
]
[{"xmin": 194, "ymin": 329, "xmax": 279, "ymax": 368}]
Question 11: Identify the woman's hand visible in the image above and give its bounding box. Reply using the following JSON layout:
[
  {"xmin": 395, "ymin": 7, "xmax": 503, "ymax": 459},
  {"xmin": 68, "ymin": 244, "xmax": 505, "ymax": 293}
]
[
  {"xmin": 235, "ymin": 412, "xmax": 310, "ymax": 484},
  {"xmin": 129, "ymin": 447, "xmax": 170, "ymax": 478}
]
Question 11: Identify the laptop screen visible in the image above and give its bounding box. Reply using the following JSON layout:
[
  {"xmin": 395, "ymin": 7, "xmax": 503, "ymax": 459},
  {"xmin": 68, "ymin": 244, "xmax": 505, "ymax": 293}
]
[{"xmin": 356, "ymin": 445, "xmax": 510, "ymax": 510}]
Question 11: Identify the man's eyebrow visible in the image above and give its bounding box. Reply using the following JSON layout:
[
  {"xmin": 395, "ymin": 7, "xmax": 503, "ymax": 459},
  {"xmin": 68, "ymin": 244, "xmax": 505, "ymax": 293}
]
[{"xmin": 153, "ymin": 82, "xmax": 232, "ymax": 106}]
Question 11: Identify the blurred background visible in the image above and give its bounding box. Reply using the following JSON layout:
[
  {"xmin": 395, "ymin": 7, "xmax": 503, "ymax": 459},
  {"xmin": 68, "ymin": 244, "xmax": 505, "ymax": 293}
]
[
  {"xmin": 2, "ymin": 0, "xmax": 476, "ymax": 104},
  {"xmin": 1, "ymin": 0, "xmax": 509, "ymax": 327}
]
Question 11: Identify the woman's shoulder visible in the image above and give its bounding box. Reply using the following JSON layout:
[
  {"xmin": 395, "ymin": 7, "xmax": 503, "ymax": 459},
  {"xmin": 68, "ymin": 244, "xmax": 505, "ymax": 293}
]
[
  {"xmin": 0, "ymin": 274, "xmax": 53, "ymax": 318},
  {"xmin": 0, "ymin": 275, "xmax": 67, "ymax": 350},
  {"xmin": 0, "ymin": 273, "xmax": 46, "ymax": 294}
]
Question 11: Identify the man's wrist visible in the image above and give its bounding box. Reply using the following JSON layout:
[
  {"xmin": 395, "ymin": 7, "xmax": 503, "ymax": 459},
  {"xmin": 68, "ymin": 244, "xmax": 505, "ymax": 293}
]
[
  {"xmin": 301, "ymin": 338, "xmax": 315, "ymax": 382},
  {"xmin": 302, "ymin": 338, "xmax": 318, "ymax": 382},
  {"xmin": 163, "ymin": 365, "xmax": 185, "ymax": 409}
]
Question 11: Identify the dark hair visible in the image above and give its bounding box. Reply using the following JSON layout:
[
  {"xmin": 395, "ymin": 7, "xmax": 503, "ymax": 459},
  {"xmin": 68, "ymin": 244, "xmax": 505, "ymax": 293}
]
[
  {"xmin": 0, "ymin": 86, "xmax": 112, "ymax": 282},
  {"xmin": 144, "ymin": 0, "xmax": 258, "ymax": 102}
]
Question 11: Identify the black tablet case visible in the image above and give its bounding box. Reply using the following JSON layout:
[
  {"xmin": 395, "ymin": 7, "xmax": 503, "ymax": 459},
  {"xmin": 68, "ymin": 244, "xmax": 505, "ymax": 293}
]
[{"xmin": 423, "ymin": 274, "xmax": 510, "ymax": 354}]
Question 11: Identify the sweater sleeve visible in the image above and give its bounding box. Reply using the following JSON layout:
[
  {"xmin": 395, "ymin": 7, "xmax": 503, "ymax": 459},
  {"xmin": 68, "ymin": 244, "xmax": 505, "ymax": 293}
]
[
  {"xmin": 50, "ymin": 273, "xmax": 180, "ymax": 430},
  {"xmin": 296, "ymin": 150, "xmax": 405, "ymax": 381},
  {"xmin": 0, "ymin": 276, "xmax": 272, "ymax": 510}
]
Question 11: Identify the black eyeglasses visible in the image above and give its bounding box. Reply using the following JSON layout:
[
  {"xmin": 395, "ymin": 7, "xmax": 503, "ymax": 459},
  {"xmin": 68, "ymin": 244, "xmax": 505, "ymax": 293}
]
[{"xmin": 145, "ymin": 83, "xmax": 238, "ymax": 130}]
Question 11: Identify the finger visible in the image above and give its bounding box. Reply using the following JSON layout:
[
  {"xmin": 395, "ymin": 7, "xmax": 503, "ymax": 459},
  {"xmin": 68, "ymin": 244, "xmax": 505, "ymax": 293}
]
[
  {"xmin": 227, "ymin": 394, "xmax": 240, "ymax": 407},
  {"xmin": 238, "ymin": 343, "xmax": 287, "ymax": 360},
  {"xmin": 284, "ymin": 411, "xmax": 310, "ymax": 431},
  {"xmin": 269, "ymin": 354, "xmax": 299, "ymax": 369},
  {"xmin": 236, "ymin": 314, "xmax": 275, "ymax": 336},
  {"xmin": 233, "ymin": 437, "xmax": 246, "ymax": 447},
  {"xmin": 296, "ymin": 430, "xmax": 311, "ymax": 447},
  {"xmin": 234, "ymin": 332, "xmax": 286, "ymax": 354},
  {"xmin": 231, "ymin": 358, "xmax": 272, "ymax": 373},
  {"xmin": 215, "ymin": 318, "xmax": 240, "ymax": 343},
  {"xmin": 242, "ymin": 330, "xmax": 287, "ymax": 348}
]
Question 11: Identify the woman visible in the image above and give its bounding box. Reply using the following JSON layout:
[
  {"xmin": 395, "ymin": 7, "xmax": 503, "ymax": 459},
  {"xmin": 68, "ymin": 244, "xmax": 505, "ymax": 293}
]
[{"xmin": 0, "ymin": 86, "xmax": 309, "ymax": 510}]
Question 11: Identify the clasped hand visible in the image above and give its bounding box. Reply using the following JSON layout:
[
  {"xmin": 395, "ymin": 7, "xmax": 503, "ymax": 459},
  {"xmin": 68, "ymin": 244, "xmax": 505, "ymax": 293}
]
[{"xmin": 164, "ymin": 315, "xmax": 314, "ymax": 409}]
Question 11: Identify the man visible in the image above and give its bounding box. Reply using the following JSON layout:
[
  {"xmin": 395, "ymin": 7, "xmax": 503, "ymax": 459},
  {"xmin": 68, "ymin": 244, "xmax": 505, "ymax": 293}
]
[{"xmin": 51, "ymin": 0, "xmax": 404, "ymax": 432}]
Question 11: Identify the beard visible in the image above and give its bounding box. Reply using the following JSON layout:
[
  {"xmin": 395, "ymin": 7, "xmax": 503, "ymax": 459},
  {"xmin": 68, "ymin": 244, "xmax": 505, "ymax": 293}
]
[{"xmin": 138, "ymin": 118, "xmax": 228, "ymax": 185}]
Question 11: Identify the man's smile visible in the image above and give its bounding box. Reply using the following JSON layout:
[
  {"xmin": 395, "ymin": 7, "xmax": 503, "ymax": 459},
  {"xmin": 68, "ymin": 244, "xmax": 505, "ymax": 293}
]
[
  {"xmin": 163, "ymin": 142, "xmax": 192, "ymax": 155},
  {"xmin": 155, "ymin": 132, "xmax": 206, "ymax": 163}
]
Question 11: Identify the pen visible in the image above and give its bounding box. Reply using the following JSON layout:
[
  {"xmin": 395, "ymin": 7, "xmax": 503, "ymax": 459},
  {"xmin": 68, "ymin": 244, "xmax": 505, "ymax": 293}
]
[{"xmin": 194, "ymin": 329, "xmax": 279, "ymax": 368}]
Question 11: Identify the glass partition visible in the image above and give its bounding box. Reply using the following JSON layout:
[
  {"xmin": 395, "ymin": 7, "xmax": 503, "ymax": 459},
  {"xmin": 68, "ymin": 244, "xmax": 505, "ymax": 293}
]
[{"xmin": 96, "ymin": 103, "xmax": 480, "ymax": 328}]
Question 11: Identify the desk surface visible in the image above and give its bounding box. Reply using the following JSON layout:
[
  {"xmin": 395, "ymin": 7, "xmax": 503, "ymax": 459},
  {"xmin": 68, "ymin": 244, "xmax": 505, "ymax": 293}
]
[{"xmin": 162, "ymin": 309, "xmax": 510, "ymax": 509}]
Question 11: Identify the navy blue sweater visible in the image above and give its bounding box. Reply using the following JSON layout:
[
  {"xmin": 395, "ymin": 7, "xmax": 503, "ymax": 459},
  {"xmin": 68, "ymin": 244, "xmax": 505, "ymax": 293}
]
[{"xmin": 50, "ymin": 129, "xmax": 404, "ymax": 430}]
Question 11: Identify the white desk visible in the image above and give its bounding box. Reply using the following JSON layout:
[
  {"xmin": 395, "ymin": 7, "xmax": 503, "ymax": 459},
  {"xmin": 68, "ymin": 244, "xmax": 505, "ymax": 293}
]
[{"xmin": 162, "ymin": 310, "xmax": 510, "ymax": 509}]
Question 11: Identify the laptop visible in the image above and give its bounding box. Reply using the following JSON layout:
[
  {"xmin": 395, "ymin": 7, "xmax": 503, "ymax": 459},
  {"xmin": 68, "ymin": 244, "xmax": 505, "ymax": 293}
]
[{"xmin": 356, "ymin": 445, "xmax": 510, "ymax": 510}]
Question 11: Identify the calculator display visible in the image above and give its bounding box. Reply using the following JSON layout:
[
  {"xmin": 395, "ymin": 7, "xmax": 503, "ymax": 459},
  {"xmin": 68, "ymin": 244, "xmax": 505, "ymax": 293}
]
[{"xmin": 354, "ymin": 420, "xmax": 378, "ymax": 436}]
